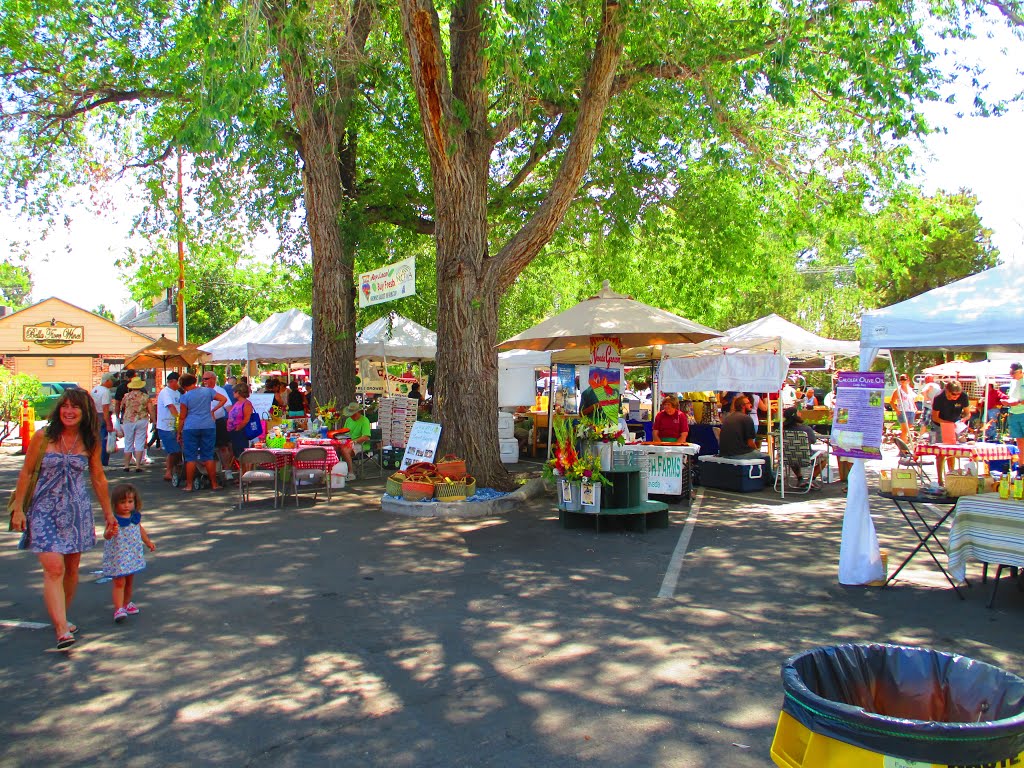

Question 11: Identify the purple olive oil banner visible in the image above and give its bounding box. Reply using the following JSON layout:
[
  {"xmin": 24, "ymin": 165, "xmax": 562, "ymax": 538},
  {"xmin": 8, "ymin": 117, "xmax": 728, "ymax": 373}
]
[{"xmin": 830, "ymin": 371, "xmax": 885, "ymax": 460}]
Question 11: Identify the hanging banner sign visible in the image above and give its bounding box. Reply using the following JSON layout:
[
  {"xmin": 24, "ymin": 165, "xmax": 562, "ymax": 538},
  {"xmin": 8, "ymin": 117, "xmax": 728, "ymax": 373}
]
[
  {"xmin": 556, "ymin": 363, "xmax": 577, "ymax": 413},
  {"xmin": 358, "ymin": 255, "xmax": 416, "ymax": 308},
  {"xmin": 589, "ymin": 335, "xmax": 622, "ymax": 423},
  {"xmin": 830, "ymin": 371, "xmax": 885, "ymax": 460}
]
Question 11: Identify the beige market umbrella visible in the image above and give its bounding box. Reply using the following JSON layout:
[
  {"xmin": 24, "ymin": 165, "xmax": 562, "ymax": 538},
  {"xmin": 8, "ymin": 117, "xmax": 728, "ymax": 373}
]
[
  {"xmin": 125, "ymin": 335, "xmax": 211, "ymax": 374},
  {"xmin": 497, "ymin": 280, "xmax": 720, "ymax": 351}
]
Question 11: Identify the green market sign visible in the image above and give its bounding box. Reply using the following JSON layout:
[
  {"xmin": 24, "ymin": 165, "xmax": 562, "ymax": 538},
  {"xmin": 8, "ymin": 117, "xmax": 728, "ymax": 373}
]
[{"xmin": 24, "ymin": 321, "xmax": 85, "ymax": 348}]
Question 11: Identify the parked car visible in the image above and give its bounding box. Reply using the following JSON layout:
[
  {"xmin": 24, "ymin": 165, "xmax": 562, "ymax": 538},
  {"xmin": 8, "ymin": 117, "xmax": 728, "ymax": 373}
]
[{"xmin": 31, "ymin": 382, "xmax": 81, "ymax": 420}]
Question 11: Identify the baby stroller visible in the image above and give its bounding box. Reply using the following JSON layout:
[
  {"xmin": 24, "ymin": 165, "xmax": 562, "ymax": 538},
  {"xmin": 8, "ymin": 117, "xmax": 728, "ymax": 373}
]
[{"xmin": 170, "ymin": 453, "xmax": 230, "ymax": 490}]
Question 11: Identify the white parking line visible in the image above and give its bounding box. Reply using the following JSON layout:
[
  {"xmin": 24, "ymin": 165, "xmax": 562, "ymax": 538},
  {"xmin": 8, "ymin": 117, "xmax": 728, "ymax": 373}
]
[
  {"xmin": 0, "ymin": 619, "xmax": 49, "ymax": 630},
  {"xmin": 657, "ymin": 489, "xmax": 703, "ymax": 598}
]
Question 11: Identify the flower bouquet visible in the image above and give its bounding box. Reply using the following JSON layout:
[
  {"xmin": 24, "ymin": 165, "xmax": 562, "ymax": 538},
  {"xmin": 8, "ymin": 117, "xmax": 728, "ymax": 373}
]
[
  {"xmin": 576, "ymin": 417, "xmax": 626, "ymax": 445},
  {"xmin": 542, "ymin": 418, "xmax": 611, "ymax": 487},
  {"xmin": 315, "ymin": 400, "xmax": 341, "ymax": 430}
]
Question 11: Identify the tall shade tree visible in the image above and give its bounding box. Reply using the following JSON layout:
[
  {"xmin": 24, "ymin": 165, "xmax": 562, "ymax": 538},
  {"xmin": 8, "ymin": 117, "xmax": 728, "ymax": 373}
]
[{"xmin": 395, "ymin": 0, "xmax": 1019, "ymax": 485}]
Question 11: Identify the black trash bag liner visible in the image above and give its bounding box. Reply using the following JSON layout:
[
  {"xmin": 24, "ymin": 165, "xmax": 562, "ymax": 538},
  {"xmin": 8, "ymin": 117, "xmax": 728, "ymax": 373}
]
[{"xmin": 782, "ymin": 643, "xmax": 1024, "ymax": 764}]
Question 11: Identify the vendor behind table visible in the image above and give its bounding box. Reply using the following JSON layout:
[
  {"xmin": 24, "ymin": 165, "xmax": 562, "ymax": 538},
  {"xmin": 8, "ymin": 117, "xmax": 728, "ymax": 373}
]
[{"xmin": 653, "ymin": 394, "xmax": 689, "ymax": 444}]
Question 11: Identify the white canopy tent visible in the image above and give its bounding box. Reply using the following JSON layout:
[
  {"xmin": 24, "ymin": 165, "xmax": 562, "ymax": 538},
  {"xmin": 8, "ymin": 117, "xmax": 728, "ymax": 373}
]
[
  {"xmin": 921, "ymin": 359, "xmax": 1015, "ymax": 381},
  {"xmin": 844, "ymin": 264, "xmax": 1024, "ymax": 585},
  {"xmin": 659, "ymin": 352, "xmax": 791, "ymax": 393},
  {"xmin": 663, "ymin": 313, "xmax": 858, "ymax": 363},
  {"xmin": 198, "ymin": 316, "xmax": 259, "ymax": 362},
  {"xmin": 355, "ymin": 313, "xmax": 437, "ymax": 361},
  {"xmin": 497, "ymin": 346, "xmax": 665, "ymax": 407},
  {"xmin": 661, "ymin": 314, "xmax": 857, "ymax": 498},
  {"xmin": 239, "ymin": 308, "xmax": 313, "ymax": 362},
  {"xmin": 861, "ymin": 264, "xmax": 1024, "ymax": 366}
]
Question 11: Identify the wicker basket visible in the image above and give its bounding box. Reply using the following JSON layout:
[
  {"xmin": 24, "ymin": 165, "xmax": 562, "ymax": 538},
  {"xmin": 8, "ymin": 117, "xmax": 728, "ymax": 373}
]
[
  {"xmin": 434, "ymin": 475, "xmax": 477, "ymax": 502},
  {"xmin": 401, "ymin": 475, "xmax": 436, "ymax": 502},
  {"xmin": 435, "ymin": 454, "xmax": 467, "ymax": 481},
  {"xmin": 944, "ymin": 471, "xmax": 978, "ymax": 498},
  {"xmin": 386, "ymin": 472, "xmax": 406, "ymax": 497}
]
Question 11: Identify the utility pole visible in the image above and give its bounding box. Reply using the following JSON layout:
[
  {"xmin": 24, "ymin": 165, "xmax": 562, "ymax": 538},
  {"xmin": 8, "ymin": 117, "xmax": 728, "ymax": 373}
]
[{"xmin": 176, "ymin": 149, "xmax": 186, "ymax": 345}]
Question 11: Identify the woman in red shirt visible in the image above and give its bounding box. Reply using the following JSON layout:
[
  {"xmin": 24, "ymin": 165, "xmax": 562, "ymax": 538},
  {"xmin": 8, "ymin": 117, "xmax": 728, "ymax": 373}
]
[{"xmin": 653, "ymin": 394, "xmax": 689, "ymax": 443}]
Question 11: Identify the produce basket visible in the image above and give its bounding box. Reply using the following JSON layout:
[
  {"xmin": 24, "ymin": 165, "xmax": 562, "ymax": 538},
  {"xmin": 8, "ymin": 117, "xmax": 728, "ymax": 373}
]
[
  {"xmin": 434, "ymin": 475, "xmax": 476, "ymax": 502},
  {"xmin": 945, "ymin": 470, "xmax": 978, "ymax": 498},
  {"xmin": 435, "ymin": 454, "xmax": 467, "ymax": 480},
  {"xmin": 401, "ymin": 475, "xmax": 436, "ymax": 502},
  {"xmin": 386, "ymin": 472, "xmax": 406, "ymax": 497}
]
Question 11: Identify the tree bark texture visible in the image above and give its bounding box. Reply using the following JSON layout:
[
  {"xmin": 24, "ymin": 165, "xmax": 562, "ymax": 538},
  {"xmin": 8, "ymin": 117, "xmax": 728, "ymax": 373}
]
[
  {"xmin": 401, "ymin": 0, "xmax": 625, "ymax": 488},
  {"xmin": 263, "ymin": 0, "xmax": 375, "ymax": 410}
]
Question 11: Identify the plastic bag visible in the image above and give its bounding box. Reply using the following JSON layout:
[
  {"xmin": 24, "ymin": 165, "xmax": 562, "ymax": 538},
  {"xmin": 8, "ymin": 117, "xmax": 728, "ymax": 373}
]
[
  {"xmin": 781, "ymin": 643, "xmax": 1024, "ymax": 764},
  {"xmin": 106, "ymin": 432, "xmax": 118, "ymax": 454}
]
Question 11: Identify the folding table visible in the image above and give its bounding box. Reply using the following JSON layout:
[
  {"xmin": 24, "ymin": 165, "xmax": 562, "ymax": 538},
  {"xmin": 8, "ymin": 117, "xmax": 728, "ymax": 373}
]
[{"xmin": 877, "ymin": 490, "xmax": 965, "ymax": 598}]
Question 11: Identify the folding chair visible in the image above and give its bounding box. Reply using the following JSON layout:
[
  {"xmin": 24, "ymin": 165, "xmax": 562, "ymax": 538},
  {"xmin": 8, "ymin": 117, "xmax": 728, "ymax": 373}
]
[
  {"xmin": 354, "ymin": 428, "xmax": 384, "ymax": 479},
  {"xmin": 893, "ymin": 436, "xmax": 935, "ymax": 482},
  {"xmin": 289, "ymin": 446, "xmax": 331, "ymax": 506},
  {"xmin": 238, "ymin": 449, "xmax": 280, "ymax": 509},
  {"xmin": 774, "ymin": 430, "xmax": 828, "ymax": 494}
]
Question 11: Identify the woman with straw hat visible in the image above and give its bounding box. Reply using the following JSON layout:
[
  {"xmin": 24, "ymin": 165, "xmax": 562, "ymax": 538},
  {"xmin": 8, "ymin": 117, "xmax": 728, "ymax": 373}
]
[{"xmin": 119, "ymin": 376, "xmax": 151, "ymax": 473}]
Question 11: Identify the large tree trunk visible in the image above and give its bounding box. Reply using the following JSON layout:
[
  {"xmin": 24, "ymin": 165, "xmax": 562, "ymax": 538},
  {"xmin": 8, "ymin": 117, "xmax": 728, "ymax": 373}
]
[
  {"xmin": 264, "ymin": 1, "xmax": 373, "ymax": 410},
  {"xmin": 401, "ymin": 0, "xmax": 624, "ymax": 488},
  {"xmin": 433, "ymin": 175, "xmax": 510, "ymax": 489},
  {"xmin": 305, "ymin": 139, "xmax": 357, "ymax": 410}
]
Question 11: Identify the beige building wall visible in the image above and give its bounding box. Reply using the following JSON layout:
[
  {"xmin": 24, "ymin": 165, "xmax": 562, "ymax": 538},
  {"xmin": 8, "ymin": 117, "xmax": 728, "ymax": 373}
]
[{"xmin": 0, "ymin": 297, "xmax": 155, "ymax": 388}]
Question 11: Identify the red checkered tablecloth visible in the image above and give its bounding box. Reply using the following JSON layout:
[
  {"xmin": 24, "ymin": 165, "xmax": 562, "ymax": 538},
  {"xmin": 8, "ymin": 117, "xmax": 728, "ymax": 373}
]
[
  {"xmin": 296, "ymin": 437, "xmax": 351, "ymax": 454},
  {"xmin": 915, "ymin": 442, "xmax": 1012, "ymax": 462},
  {"xmin": 261, "ymin": 446, "xmax": 339, "ymax": 471}
]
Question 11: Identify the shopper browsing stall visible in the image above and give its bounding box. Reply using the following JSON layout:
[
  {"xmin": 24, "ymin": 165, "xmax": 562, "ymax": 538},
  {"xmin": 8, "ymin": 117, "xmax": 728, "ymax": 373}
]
[{"xmin": 718, "ymin": 395, "xmax": 774, "ymax": 480}]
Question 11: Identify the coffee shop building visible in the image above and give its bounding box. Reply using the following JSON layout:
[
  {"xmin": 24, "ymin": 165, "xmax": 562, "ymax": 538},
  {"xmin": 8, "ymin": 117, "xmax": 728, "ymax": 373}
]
[{"xmin": 0, "ymin": 297, "xmax": 155, "ymax": 388}]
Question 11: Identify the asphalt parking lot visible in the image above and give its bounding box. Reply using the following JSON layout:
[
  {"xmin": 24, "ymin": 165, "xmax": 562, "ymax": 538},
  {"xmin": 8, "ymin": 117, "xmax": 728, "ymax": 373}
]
[{"xmin": 2, "ymin": 447, "xmax": 1023, "ymax": 767}]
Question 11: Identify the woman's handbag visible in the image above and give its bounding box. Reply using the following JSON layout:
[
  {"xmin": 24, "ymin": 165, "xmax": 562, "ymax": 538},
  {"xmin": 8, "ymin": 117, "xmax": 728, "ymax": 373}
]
[
  {"xmin": 244, "ymin": 409, "xmax": 264, "ymax": 439},
  {"xmin": 8, "ymin": 447, "xmax": 44, "ymax": 547}
]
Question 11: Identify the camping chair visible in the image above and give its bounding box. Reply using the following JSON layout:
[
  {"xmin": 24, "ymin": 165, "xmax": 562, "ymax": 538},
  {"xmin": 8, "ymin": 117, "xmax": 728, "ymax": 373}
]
[
  {"xmin": 774, "ymin": 430, "xmax": 828, "ymax": 494},
  {"xmin": 893, "ymin": 436, "xmax": 935, "ymax": 482},
  {"xmin": 238, "ymin": 449, "xmax": 280, "ymax": 509},
  {"xmin": 289, "ymin": 446, "xmax": 331, "ymax": 506},
  {"xmin": 354, "ymin": 428, "xmax": 384, "ymax": 479}
]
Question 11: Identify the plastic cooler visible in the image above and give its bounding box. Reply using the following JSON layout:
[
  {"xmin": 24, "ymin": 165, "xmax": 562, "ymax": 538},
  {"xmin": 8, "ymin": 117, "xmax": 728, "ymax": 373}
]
[
  {"xmin": 697, "ymin": 455, "xmax": 765, "ymax": 492},
  {"xmin": 771, "ymin": 643, "xmax": 1024, "ymax": 767}
]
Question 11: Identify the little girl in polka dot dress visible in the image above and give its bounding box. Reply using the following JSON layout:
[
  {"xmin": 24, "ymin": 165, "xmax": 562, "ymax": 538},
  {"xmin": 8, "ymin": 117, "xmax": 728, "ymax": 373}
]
[{"xmin": 102, "ymin": 483, "xmax": 156, "ymax": 623}]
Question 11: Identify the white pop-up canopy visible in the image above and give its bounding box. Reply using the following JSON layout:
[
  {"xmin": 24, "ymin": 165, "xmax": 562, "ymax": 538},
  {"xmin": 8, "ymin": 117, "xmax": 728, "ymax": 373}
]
[
  {"xmin": 861, "ymin": 263, "xmax": 1024, "ymax": 366},
  {"xmin": 210, "ymin": 309, "xmax": 311, "ymax": 364},
  {"xmin": 199, "ymin": 316, "xmax": 259, "ymax": 361},
  {"xmin": 660, "ymin": 352, "xmax": 791, "ymax": 393},
  {"xmin": 664, "ymin": 313, "xmax": 858, "ymax": 363},
  {"xmin": 356, "ymin": 313, "xmax": 436, "ymax": 361},
  {"xmin": 842, "ymin": 263, "xmax": 1024, "ymax": 586}
]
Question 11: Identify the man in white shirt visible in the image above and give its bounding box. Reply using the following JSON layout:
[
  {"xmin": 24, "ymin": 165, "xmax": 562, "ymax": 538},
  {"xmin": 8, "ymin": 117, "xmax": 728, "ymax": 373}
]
[
  {"xmin": 91, "ymin": 373, "xmax": 116, "ymax": 466},
  {"xmin": 1006, "ymin": 363, "xmax": 1024, "ymax": 470},
  {"xmin": 156, "ymin": 372, "xmax": 182, "ymax": 481}
]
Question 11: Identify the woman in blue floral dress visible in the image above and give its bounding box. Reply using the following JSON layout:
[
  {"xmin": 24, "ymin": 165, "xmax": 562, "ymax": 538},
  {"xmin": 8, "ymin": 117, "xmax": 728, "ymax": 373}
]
[{"xmin": 9, "ymin": 387, "xmax": 118, "ymax": 651}]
